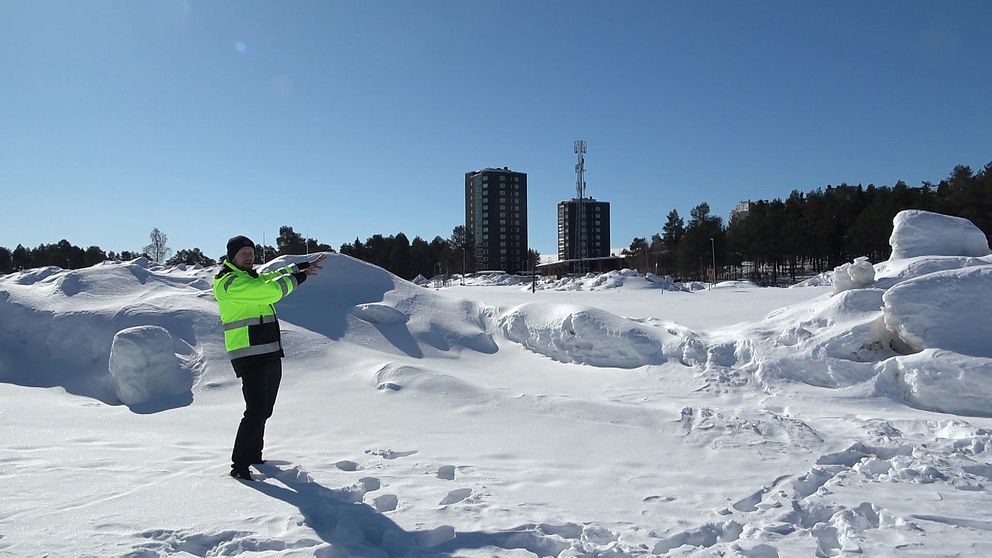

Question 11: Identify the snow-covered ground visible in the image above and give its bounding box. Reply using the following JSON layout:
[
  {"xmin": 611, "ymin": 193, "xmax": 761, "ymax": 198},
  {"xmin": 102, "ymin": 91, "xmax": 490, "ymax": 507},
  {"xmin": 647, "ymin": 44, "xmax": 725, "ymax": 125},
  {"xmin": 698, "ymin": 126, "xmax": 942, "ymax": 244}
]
[{"xmin": 2, "ymin": 210, "xmax": 992, "ymax": 557}]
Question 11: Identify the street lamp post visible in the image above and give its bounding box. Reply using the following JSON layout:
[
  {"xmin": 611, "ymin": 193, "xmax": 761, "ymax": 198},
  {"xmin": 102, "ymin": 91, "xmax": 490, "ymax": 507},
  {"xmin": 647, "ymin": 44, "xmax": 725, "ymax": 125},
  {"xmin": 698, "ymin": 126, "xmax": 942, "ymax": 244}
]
[{"xmin": 710, "ymin": 237, "xmax": 716, "ymax": 289}]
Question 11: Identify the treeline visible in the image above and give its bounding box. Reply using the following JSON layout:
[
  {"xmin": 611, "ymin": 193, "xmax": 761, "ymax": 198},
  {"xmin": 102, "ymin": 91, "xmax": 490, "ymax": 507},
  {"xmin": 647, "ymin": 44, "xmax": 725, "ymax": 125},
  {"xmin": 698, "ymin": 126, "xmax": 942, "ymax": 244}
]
[
  {"xmin": 0, "ymin": 240, "xmax": 220, "ymax": 273},
  {"xmin": 0, "ymin": 223, "xmax": 536, "ymax": 283},
  {"xmin": 622, "ymin": 162, "xmax": 992, "ymax": 284},
  {"xmin": 0, "ymin": 225, "xmax": 335, "ymax": 274},
  {"xmin": 339, "ymin": 225, "xmax": 541, "ymax": 281}
]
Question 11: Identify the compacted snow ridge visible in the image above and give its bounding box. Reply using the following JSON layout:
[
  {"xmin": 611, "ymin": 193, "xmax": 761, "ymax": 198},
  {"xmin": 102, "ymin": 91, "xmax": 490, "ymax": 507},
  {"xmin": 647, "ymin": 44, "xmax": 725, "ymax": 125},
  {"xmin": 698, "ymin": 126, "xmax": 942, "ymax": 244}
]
[{"xmin": 2, "ymin": 210, "xmax": 992, "ymax": 557}]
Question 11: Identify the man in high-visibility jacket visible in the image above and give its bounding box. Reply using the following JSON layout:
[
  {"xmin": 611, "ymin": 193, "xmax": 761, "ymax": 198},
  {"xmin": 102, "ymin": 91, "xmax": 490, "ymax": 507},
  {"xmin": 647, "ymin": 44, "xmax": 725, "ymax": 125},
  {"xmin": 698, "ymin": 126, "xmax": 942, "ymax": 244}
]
[{"xmin": 213, "ymin": 235, "xmax": 325, "ymax": 480}]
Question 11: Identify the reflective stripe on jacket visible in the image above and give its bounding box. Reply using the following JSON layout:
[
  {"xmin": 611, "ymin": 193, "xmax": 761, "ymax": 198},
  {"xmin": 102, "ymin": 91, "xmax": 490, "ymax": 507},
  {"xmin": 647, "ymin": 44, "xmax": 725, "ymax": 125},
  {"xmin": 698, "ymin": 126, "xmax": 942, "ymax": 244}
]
[{"xmin": 213, "ymin": 259, "xmax": 304, "ymax": 363}]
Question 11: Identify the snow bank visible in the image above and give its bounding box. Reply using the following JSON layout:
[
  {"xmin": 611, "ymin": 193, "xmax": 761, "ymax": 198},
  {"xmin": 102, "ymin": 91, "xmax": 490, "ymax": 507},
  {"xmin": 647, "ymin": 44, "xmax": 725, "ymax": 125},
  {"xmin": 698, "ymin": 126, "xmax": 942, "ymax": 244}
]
[
  {"xmin": 882, "ymin": 265, "xmax": 992, "ymax": 357},
  {"xmin": 888, "ymin": 210, "xmax": 991, "ymax": 260},
  {"xmin": 538, "ymin": 269, "xmax": 691, "ymax": 292},
  {"xmin": 0, "ymin": 261, "xmax": 215, "ymax": 405},
  {"xmin": 495, "ymin": 302, "xmax": 670, "ymax": 368},
  {"xmin": 109, "ymin": 326, "xmax": 193, "ymax": 408},
  {"xmin": 832, "ymin": 257, "xmax": 875, "ymax": 295},
  {"xmin": 873, "ymin": 254, "xmax": 991, "ymax": 289},
  {"xmin": 876, "ymin": 349, "xmax": 992, "ymax": 417},
  {"xmin": 463, "ymin": 273, "xmax": 520, "ymax": 286},
  {"xmin": 270, "ymin": 253, "xmax": 498, "ymax": 358},
  {"xmin": 712, "ymin": 280, "xmax": 759, "ymax": 289},
  {"xmin": 729, "ymin": 288, "xmax": 893, "ymax": 388},
  {"xmin": 352, "ymin": 303, "xmax": 408, "ymax": 325}
]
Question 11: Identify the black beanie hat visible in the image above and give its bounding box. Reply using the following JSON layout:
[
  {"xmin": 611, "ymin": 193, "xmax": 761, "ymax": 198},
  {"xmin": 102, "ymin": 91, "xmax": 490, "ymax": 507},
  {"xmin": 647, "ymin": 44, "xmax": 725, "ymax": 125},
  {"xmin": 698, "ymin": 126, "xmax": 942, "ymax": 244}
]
[{"xmin": 226, "ymin": 235, "xmax": 255, "ymax": 261}]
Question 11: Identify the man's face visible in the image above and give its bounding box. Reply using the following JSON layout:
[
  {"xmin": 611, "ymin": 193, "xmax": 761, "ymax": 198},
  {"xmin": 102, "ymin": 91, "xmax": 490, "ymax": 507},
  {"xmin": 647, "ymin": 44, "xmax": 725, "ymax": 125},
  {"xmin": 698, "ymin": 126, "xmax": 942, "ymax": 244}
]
[{"xmin": 233, "ymin": 246, "xmax": 255, "ymax": 270}]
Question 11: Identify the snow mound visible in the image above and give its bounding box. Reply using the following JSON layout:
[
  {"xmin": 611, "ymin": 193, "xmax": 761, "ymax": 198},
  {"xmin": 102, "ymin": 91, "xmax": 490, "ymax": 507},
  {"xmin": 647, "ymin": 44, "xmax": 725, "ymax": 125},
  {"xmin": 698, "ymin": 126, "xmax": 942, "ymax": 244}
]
[
  {"xmin": 724, "ymin": 288, "xmax": 895, "ymax": 388},
  {"xmin": 712, "ymin": 280, "xmax": 759, "ymax": 289},
  {"xmin": 882, "ymin": 265, "xmax": 992, "ymax": 357},
  {"xmin": 271, "ymin": 254, "xmax": 498, "ymax": 358},
  {"xmin": 463, "ymin": 273, "xmax": 520, "ymax": 286},
  {"xmin": 832, "ymin": 257, "xmax": 875, "ymax": 295},
  {"xmin": 888, "ymin": 210, "xmax": 991, "ymax": 260},
  {"xmin": 352, "ymin": 303, "xmax": 408, "ymax": 325},
  {"xmin": 109, "ymin": 326, "xmax": 193, "ymax": 409},
  {"xmin": 872, "ymin": 254, "xmax": 991, "ymax": 289},
  {"xmin": 374, "ymin": 362, "xmax": 490, "ymax": 405},
  {"xmin": 876, "ymin": 349, "xmax": 992, "ymax": 417},
  {"xmin": 792, "ymin": 271, "xmax": 833, "ymax": 287},
  {"xmin": 0, "ymin": 262, "xmax": 216, "ymax": 406},
  {"xmin": 645, "ymin": 273, "xmax": 690, "ymax": 291},
  {"xmin": 495, "ymin": 302, "xmax": 670, "ymax": 368},
  {"xmin": 540, "ymin": 269, "xmax": 688, "ymax": 292}
]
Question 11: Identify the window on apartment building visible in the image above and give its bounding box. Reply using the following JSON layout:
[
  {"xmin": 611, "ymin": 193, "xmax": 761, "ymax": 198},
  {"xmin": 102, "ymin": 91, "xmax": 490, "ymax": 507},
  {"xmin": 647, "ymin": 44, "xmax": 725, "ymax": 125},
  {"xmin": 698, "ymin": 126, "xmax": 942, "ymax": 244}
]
[{"xmin": 500, "ymin": 175, "xmax": 506, "ymax": 181}]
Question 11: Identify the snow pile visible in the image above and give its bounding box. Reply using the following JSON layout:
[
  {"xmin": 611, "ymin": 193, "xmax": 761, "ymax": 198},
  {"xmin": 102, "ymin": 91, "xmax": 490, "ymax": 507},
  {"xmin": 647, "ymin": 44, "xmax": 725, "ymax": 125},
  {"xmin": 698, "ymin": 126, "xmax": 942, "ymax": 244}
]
[
  {"xmin": 888, "ymin": 210, "xmax": 991, "ymax": 260},
  {"xmin": 712, "ymin": 280, "xmax": 759, "ymax": 289},
  {"xmin": 793, "ymin": 271, "xmax": 833, "ymax": 287},
  {"xmin": 832, "ymin": 256, "xmax": 875, "ymax": 295},
  {"xmin": 720, "ymin": 287, "xmax": 893, "ymax": 388},
  {"xmin": 462, "ymin": 273, "xmax": 521, "ymax": 286},
  {"xmin": 0, "ymin": 259, "xmax": 213, "ymax": 405},
  {"xmin": 108, "ymin": 325, "xmax": 193, "ymax": 409},
  {"xmin": 268, "ymin": 254, "xmax": 498, "ymax": 358},
  {"xmin": 872, "ymin": 254, "xmax": 991, "ymax": 289},
  {"xmin": 876, "ymin": 349, "xmax": 992, "ymax": 417},
  {"xmin": 538, "ymin": 269, "xmax": 691, "ymax": 292},
  {"xmin": 645, "ymin": 272, "xmax": 690, "ymax": 291},
  {"xmin": 881, "ymin": 265, "xmax": 992, "ymax": 357},
  {"xmin": 495, "ymin": 302, "xmax": 675, "ymax": 368}
]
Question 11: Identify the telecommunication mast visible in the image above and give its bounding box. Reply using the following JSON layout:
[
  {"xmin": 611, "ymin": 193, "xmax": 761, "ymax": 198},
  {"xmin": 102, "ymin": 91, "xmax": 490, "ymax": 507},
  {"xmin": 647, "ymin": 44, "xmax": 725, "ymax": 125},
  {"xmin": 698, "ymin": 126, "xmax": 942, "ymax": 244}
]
[{"xmin": 574, "ymin": 140, "xmax": 587, "ymax": 273}]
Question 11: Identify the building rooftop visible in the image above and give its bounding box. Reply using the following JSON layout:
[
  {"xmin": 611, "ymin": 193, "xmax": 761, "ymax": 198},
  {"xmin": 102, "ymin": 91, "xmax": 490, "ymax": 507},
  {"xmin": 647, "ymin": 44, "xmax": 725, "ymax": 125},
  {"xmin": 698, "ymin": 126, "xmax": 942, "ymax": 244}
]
[{"xmin": 469, "ymin": 167, "xmax": 519, "ymax": 174}]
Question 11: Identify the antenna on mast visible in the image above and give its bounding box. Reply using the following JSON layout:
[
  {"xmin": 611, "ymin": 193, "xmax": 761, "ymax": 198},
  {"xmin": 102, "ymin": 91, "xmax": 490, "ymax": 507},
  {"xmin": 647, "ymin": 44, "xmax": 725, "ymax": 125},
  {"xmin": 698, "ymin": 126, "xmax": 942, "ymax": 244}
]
[{"xmin": 574, "ymin": 140, "xmax": 587, "ymax": 273}]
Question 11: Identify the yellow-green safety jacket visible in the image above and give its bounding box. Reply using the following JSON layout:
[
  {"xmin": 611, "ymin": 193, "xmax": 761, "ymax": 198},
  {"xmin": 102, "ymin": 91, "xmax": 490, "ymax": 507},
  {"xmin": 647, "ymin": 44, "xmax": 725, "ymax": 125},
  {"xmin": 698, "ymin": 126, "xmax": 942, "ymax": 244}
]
[{"xmin": 213, "ymin": 258, "xmax": 309, "ymax": 369}]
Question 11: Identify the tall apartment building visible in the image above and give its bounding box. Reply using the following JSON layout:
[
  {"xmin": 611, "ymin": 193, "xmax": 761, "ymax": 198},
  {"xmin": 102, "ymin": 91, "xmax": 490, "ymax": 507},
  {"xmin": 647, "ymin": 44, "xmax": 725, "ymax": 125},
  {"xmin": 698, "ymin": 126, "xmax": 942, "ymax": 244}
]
[
  {"xmin": 464, "ymin": 167, "xmax": 528, "ymax": 273},
  {"xmin": 557, "ymin": 198, "xmax": 611, "ymax": 266}
]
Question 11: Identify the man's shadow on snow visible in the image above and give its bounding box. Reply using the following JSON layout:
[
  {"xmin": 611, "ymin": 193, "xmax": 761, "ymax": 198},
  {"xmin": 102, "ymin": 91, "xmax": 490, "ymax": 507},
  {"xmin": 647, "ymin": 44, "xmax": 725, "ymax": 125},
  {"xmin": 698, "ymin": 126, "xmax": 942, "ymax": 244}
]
[
  {"xmin": 245, "ymin": 462, "xmax": 442, "ymax": 557},
  {"xmin": 245, "ymin": 463, "xmax": 573, "ymax": 557}
]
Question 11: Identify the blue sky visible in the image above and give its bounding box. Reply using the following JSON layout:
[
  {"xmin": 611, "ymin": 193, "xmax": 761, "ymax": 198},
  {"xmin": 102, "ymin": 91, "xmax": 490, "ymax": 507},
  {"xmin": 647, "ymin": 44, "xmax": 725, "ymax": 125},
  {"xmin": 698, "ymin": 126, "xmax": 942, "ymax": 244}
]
[{"xmin": 2, "ymin": 1, "xmax": 990, "ymax": 260}]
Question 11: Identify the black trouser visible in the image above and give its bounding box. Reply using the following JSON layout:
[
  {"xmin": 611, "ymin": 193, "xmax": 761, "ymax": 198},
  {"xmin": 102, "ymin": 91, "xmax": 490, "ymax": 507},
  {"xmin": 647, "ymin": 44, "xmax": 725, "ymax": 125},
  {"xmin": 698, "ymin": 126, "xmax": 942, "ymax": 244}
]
[{"xmin": 231, "ymin": 358, "xmax": 282, "ymax": 469}]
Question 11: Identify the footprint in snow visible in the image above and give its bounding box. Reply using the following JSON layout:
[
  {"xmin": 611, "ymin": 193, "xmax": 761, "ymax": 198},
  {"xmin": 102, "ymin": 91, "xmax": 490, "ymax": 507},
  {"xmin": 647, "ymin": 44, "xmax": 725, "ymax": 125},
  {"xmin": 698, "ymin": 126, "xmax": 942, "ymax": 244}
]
[
  {"xmin": 372, "ymin": 494, "xmax": 398, "ymax": 512},
  {"xmin": 366, "ymin": 449, "xmax": 418, "ymax": 460},
  {"xmin": 439, "ymin": 488, "xmax": 473, "ymax": 505},
  {"xmin": 437, "ymin": 465, "xmax": 456, "ymax": 480}
]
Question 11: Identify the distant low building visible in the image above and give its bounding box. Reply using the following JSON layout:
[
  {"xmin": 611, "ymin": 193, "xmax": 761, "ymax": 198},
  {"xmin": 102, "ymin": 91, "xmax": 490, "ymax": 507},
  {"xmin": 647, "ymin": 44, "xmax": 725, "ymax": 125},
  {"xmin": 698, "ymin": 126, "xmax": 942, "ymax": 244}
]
[{"xmin": 730, "ymin": 200, "xmax": 753, "ymax": 222}]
